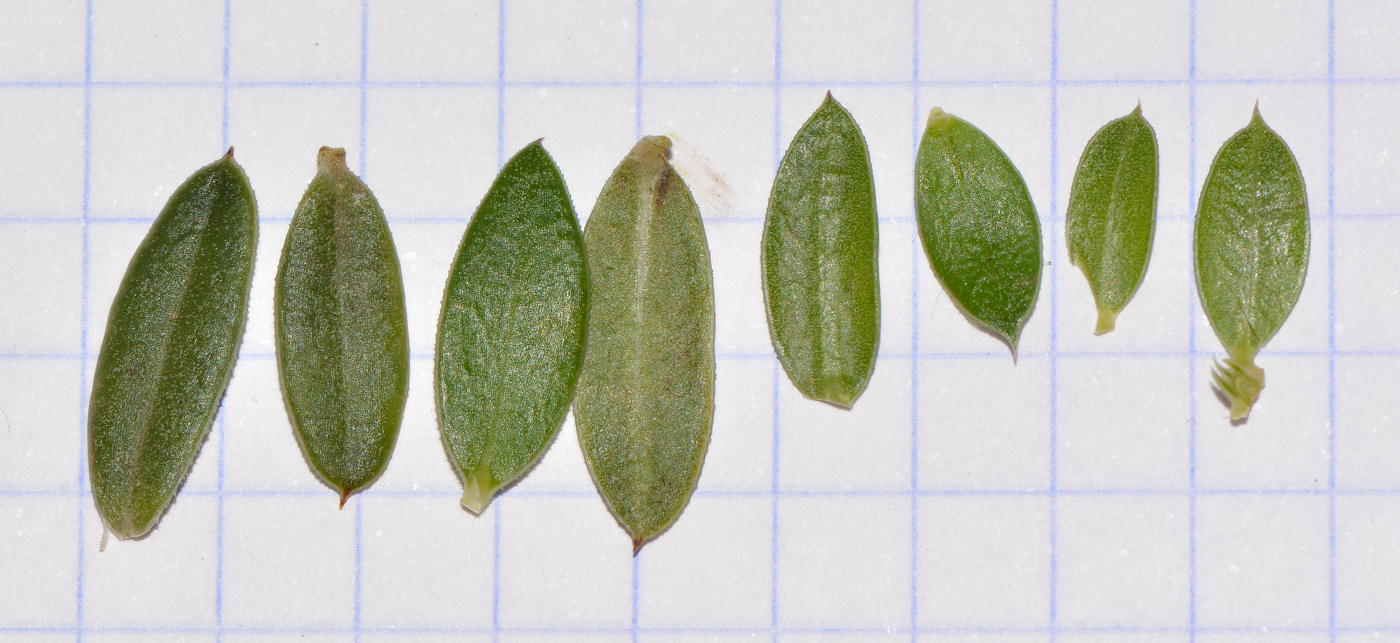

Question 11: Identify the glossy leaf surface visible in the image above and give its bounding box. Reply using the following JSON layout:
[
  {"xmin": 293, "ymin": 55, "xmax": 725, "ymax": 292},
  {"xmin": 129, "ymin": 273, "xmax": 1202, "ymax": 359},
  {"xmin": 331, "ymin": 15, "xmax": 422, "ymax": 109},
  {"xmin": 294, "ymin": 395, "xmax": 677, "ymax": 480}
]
[
  {"xmin": 915, "ymin": 108, "xmax": 1042, "ymax": 355},
  {"xmin": 276, "ymin": 147, "xmax": 409, "ymax": 504},
  {"xmin": 763, "ymin": 93, "xmax": 879, "ymax": 409},
  {"xmin": 436, "ymin": 141, "xmax": 588, "ymax": 514},
  {"xmin": 89, "ymin": 150, "xmax": 258, "ymax": 540},
  {"xmin": 1196, "ymin": 108, "xmax": 1309, "ymax": 420},
  {"xmin": 1065, "ymin": 105, "xmax": 1159, "ymax": 334},
  {"xmin": 574, "ymin": 136, "xmax": 715, "ymax": 552}
]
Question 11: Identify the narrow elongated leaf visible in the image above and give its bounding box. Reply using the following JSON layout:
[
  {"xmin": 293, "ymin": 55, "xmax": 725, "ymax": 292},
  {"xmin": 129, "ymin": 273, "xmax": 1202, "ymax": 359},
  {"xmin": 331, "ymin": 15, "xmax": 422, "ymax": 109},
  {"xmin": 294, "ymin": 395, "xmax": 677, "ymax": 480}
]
[
  {"xmin": 574, "ymin": 136, "xmax": 715, "ymax": 552},
  {"xmin": 763, "ymin": 93, "xmax": 879, "ymax": 409},
  {"xmin": 915, "ymin": 107, "xmax": 1042, "ymax": 355},
  {"xmin": 276, "ymin": 147, "xmax": 409, "ymax": 505},
  {"xmin": 1065, "ymin": 105, "xmax": 1159, "ymax": 334},
  {"xmin": 89, "ymin": 149, "xmax": 258, "ymax": 541},
  {"xmin": 436, "ymin": 141, "xmax": 588, "ymax": 514},
  {"xmin": 1196, "ymin": 107, "xmax": 1309, "ymax": 420}
]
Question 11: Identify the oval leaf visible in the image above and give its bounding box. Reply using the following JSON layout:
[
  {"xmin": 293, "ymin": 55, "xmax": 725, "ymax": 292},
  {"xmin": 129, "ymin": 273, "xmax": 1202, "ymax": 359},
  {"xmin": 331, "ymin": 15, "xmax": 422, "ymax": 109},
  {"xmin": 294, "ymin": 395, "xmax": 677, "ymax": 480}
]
[
  {"xmin": 574, "ymin": 136, "xmax": 715, "ymax": 552},
  {"xmin": 1065, "ymin": 104, "xmax": 1159, "ymax": 334},
  {"xmin": 276, "ymin": 147, "xmax": 409, "ymax": 505},
  {"xmin": 89, "ymin": 149, "xmax": 258, "ymax": 540},
  {"xmin": 436, "ymin": 141, "xmax": 588, "ymax": 514},
  {"xmin": 1196, "ymin": 107, "xmax": 1309, "ymax": 420},
  {"xmin": 762, "ymin": 93, "xmax": 880, "ymax": 409},
  {"xmin": 915, "ymin": 107, "xmax": 1042, "ymax": 355}
]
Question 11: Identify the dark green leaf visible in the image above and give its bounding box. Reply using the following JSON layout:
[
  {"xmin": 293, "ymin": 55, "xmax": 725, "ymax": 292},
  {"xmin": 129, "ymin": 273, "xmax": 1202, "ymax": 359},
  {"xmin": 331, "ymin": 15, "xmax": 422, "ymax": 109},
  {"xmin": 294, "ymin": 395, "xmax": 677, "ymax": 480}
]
[
  {"xmin": 276, "ymin": 147, "xmax": 409, "ymax": 505},
  {"xmin": 89, "ymin": 149, "xmax": 258, "ymax": 541},
  {"xmin": 915, "ymin": 108, "xmax": 1042, "ymax": 355},
  {"xmin": 436, "ymin": 141, "xmax": 588, "ymax": 514}
]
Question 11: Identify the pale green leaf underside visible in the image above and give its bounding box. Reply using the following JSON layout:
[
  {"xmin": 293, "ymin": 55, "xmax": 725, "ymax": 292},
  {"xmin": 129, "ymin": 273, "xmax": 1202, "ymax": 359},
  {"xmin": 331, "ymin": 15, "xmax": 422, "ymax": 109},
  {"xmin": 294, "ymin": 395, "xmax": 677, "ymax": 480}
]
[
  {"xmin": 89, "ymin": 150, "xmax": 258, "ymax": 540},
  {"xmin": 1065, "ymin": 105, "xmax": 1159, "ymax": 335},
  {"xmin": 574, "ymin": 136, "xmax": 716, "ymax": 552},
  {"xmin": 915, "ymin": 108, "xmax": 1042, "ymax": 355},
  {"xmin": 1195, "ymin": 108, "xmax": 1309, "ymax": 420},
  {"xmin": 763, "ymin": 93, "xmax": 880, "ymax": 409},
  {"xmin": 436, "ymin": 141, "xmax": 588, "ymax": 514},
  {"xmin": 276, "ymin": 147, "xmax": 409, "ymax": 504}
]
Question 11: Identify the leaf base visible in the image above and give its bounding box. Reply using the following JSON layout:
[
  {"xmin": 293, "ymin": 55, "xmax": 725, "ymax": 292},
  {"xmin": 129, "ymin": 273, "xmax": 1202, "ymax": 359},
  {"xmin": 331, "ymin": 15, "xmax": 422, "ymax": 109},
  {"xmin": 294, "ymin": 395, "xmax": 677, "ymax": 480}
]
[
  {"xmin": 1094, "ymin": 308, "xmax": 1119, "ymax": 335},
  {"xmin": 1211, "ymin": 356, "xmax": 1265, "ymax": 421}
]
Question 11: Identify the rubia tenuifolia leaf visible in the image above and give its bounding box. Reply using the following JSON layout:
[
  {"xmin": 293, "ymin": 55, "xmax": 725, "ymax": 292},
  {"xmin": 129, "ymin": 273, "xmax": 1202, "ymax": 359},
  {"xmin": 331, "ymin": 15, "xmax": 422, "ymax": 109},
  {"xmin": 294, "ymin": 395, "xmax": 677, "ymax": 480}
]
[
  {"xmin": 763, "ymin": 93, "xmax": 879, "ymax": 409},
  {"xmin": 915, "ymin": 108, "xmax": 1042, "ymax": 356},
  {"xmin": 89, "ymin": 149, "xmax": 257, "ymax": 541},
  {"xmin": 436, "ymin": 141, "xmax": 588, "ymax": 514},
  {"xmin": 574, "ymin": 136, "xmax": 715, "ymax": 553},
  {"xmin": 276, "ymin": 147, "xmax": 409, "ymax": 505},
  {"xmin": 1196, "ymin": 107, "xmax": 1309, "ymax": 421},
  {"xmin": 1066, "ymin": 104, "xmax": 1159, "ymax": 335}
]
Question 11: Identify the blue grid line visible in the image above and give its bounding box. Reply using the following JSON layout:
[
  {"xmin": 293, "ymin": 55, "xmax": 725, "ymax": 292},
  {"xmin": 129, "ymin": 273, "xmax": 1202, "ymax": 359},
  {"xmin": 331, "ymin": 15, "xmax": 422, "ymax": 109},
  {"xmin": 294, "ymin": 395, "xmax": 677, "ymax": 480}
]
[
  {"xmin": 1327, "ymin": 0, "xmax": 1339, "ymax": 640},
  {"xmin": 6, "ymin": 76, "xmax": 1400, "ymax": 89},
  {"xmin": 215, "ymin": 6, "xmax": 231, "ymax": 639},
  {"xmin": 770, "ymin": 3, "xmax": 783, "ymax": 641},
  {"xmin": 1187, "ymin": 1, "xmax": 1200, "ymax": 640},
  {"xmin": 493, "ymin": 4, "xmax": 507, "ymax": 643},
  {"xmin": 75, "ymin": 0, "xmax": 93, "ymax": 641},
  {"xmin": 8, "ymin": 210, "xmax": 1396, "ymax": 225},
  {"xmin": 9, "ymin": 624, "xmax": 1400, "ymax": 636},
  {"xmin": 909, "ymin": 1, "xmax": 922, "ymax": 638},
  {"xmin": 215, "ymin": 412, "xmax": 226, "ymax": 643},
  {"xmin": 10, "ymin": 348, "xmax": 1400, "ymax": 363},
  {"xmin": 1047, "ymin": 0, "xmax": 1061, "ymax": 636},
  {"xmin": 631, "ymin": 3, "xmax": 644, "ymax": 640},
  {"xmin": 353, "ymin": 4, "xmax": 370, "ymax": 641},
  {"xmin": 14, "ymin": 487, "xmax": 1400, "ymax": 499},
  {"xmin": 495, "ymin": 0, "xmax": 506, "ymax": 169}
]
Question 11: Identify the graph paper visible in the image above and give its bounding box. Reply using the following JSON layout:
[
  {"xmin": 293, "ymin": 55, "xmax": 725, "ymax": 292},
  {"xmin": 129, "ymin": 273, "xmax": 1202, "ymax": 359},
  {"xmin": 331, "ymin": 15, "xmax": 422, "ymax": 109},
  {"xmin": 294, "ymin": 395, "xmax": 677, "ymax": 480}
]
[{"xmin": 2, "ymin": 0, "xmax": 1399, "ymax": 641}]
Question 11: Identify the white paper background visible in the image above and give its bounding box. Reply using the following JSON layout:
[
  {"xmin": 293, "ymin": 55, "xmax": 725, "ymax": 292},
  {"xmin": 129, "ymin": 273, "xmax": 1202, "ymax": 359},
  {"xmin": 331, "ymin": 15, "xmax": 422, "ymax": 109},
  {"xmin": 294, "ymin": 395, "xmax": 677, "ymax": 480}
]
[{"xmin": 2, "ymin": 0, "xmax": 1399, "ymax": 641}]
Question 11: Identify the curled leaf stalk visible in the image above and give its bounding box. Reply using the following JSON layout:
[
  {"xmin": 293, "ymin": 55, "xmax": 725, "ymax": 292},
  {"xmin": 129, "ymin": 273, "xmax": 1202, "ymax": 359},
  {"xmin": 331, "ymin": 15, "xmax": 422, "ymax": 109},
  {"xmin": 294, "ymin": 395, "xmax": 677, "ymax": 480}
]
[{"xmin": 1211, "ymin": 354, "xmax": 1264, "ymax": 421}]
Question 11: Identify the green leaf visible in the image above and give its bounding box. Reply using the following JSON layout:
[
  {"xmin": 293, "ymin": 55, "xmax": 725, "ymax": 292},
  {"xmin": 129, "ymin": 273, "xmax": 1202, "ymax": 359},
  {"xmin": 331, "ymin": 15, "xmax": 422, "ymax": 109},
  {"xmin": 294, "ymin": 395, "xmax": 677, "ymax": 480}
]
[
  {"xmin": 436, "ymin": 141, "xmax": 588, "ymax": 514},
  {"xmin": 762, "ymin": 93, "xmax": 880, "ymax": 409},
  {"xmin": 276, "ymin": 147, "xmax": 409, "ymax": 505},
  {"xmin": 915, "ymin": 107, "xmax": 1042, "ymax": 356},
  {"xmin": 574, "ymin": 136, "xmax": 715, "ymax": 553},
  {"xmin": 1065, "ymin": 104, "xmax": 1159, "ymax": 335},
  {"xmin": 1195, "ymin": 106, "xmax": 1309, "ymax": 421},
  {"xmin": 89, "ymin": 149, "xmax": 258, "ymax": 541}
]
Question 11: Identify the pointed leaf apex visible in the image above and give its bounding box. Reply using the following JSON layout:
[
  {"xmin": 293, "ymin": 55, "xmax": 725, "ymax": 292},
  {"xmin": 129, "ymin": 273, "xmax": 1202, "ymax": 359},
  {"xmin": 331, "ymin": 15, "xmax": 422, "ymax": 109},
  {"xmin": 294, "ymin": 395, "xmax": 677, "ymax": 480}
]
[
  {"xmin": 1131, "ymin": 101, "xmax": 1142, "ymax": 116},
  {"xmin": 632, "ymin": 536, "xmax": 646, "ymax": 555},
  {"xmin": 339, "ymin": 490, "xmax": 351, "ymax": 509},
  {"xmin": 317, "ymin": 146, "xmax": 351, "ymax": 176}
]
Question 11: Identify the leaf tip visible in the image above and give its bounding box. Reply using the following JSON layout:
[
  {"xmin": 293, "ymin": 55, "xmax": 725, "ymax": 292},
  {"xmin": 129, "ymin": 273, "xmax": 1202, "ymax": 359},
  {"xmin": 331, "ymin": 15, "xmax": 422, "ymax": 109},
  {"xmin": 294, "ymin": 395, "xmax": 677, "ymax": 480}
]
[
  {"xmin": 339, "ymin": 490, "xmax": 351, "ymax": 509},
  {"xmin": 316, "ymin": 146, "xmax": 351, "ymax": 176},
  {"xmin": 224, "ymin": 146, "xmax": 235, "ymax": 159},
  {"xmin": 925, "ymin": 106, "xmax": 957, "ymax": 133},
  {"xmin": 632, "ymin": 536, "xmax": 646, "ymax": 555},
  {"xmin": 1132, "ymin": 100, "xmax": 1142, "ymax": 117},
  {"xmin": 1251, "ymin": 100, "xmax": 1264, "ymax": 124},
  {"xmin": 633, "ymin": 135, "xmax": 673, "ymax": 159},
  {"xmin": 1094, "ymin": 308, "xmax": 1119, "ymax": 335}
]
